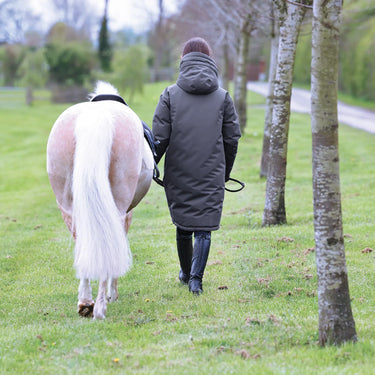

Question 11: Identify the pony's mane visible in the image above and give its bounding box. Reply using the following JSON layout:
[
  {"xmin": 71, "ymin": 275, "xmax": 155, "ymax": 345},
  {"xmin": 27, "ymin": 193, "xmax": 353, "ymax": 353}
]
[{"xmin": 89, "ymin": 81, "xmax": 119, "ymax": 100}]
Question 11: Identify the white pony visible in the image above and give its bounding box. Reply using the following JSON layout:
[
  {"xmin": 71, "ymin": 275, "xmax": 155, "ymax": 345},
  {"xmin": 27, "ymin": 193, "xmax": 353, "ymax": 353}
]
[{"xmin": 46, "ymin": 81, "xmax": 154, "ymax": 320}]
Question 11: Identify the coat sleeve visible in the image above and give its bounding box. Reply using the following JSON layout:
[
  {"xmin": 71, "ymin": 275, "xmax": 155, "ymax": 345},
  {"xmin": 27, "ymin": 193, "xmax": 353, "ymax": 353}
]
[
  {"xmin": 152, "ymin": 88, "xmax": 172, "ymax": 164},
  {"xmin": 222, "ymin": 92, "xmax": 241, "ymax": 181}
]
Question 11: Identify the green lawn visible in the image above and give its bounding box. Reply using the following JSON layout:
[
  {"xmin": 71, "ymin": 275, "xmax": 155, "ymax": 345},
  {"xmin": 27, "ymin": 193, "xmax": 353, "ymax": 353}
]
[{"xmin": 1, "ymin": 84, "xmax": 375, "ymax": 374}]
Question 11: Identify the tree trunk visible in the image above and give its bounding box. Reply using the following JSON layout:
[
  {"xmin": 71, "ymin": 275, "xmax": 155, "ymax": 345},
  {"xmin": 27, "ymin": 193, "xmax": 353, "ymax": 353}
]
[
  {"xmin": 98, "ymin": 0, "xmax": 112, "ymax": 72},
  {"xmin": 221, "ymin": 30, "xmax": 230, "ymax": 91},
  {"xmin": 311, "ymin": 0, "xmax": 357, "ymax": 346},
  {"xmin": 260, "ymin": 5, "xmax": 279, "ymax": 178},
  {"xmin": 262, "ymin": 2, "xmax": 306, "ymax": 226},
  {"xmin": 154, "ymin": 0, "xmax": 164, "ymax": 81},
  {"xmin": 26, "ymin": 87, "xmax": 33, "ymax": 106},
  {"xmin": 234, "ymin": 15, "xmax": 251, "ymax": 133}
]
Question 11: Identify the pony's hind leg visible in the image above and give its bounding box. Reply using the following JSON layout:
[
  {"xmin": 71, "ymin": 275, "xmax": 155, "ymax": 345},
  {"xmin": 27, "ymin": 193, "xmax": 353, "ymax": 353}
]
[
  {"xmin": 77, "ymin": 279, "xmax": 94, "ymax": 317},
  {"xmin": 107, "ymin": 278, "xmax": 119, "ymax": 302},
  {"xmin": 93, "ymin": 279, "xmax": 108, "ymax": 320}
]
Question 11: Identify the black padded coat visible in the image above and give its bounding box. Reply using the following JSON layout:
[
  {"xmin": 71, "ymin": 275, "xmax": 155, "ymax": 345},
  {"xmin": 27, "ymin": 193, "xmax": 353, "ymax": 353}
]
[{"xmin": 152, "ymin": 52, "xmax": 241, "ymax": 231}]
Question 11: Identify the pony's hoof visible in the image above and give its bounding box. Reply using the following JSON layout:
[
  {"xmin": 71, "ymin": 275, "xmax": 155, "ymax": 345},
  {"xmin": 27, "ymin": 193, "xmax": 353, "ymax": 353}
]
[
  {"xmin": 93, "ymin": 307, "xmax": 106, "ymax": 320},
  {"xmin": 78, "ymin": 302, "xmax": 94, "ymax": 317},
  {"xmin": 93, "ymin": 313, "xmax": 106, "ymax": 321}
]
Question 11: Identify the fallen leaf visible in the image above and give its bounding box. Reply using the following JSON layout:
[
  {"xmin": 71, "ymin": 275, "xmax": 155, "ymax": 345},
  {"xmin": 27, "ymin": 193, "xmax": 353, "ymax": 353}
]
[
  {"xmin": 268, "ymin": 314, "xmax": 281, "ymax": 325},
  {"xmin": 361, "ymin": 247, "xmax": 373, "ymax": 254},
  {"xmin": 277, "ymin": 236, "xmax": 294, "ymax": 243},
  {"xmin": 208, "ymin": 260, "xmax": 223, "ymax": 266},
  {"xmin": 237, "ymin": 349, "xmax": 251, "ymax": 359},
  {"xmin": 303, "ymin": 247, "xmax": 315, "ymax": 255},
  {"xmin": 257, "ymin": 276, "xmax": 272, "ymax": 284},
  {"xmin": 218, "ymin": 285, "xmax": 228, "ymax": 290},
  {"xmin": 245, "ymin": 317, "xmax": 261, "ymax": 325}
]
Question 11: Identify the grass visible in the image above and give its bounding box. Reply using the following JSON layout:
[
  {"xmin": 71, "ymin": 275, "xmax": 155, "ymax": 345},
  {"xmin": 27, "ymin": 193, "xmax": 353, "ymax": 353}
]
[{"xmin": 1, "ymin": 83, "xmax": 375, "ymax": 374}]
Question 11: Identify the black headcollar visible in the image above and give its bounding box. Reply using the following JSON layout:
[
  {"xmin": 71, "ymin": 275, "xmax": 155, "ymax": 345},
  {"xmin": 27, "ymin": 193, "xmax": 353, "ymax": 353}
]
[{"xmin": 91, "ymin": 94, "xmax": 128, "ymax": 106}]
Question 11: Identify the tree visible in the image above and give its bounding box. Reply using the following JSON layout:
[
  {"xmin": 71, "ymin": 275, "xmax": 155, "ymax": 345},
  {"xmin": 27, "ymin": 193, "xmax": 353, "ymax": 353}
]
[
  {"xmin": 262, "ymin": 0, "xmax": 308, "ymax": 226},
  {"xmin": 49, "ymin": 0, "xmax": 98, "ymax": 41},
  {"xmin": 233, "ymin": 12, "xmax": 255, "ymax": 133},
  {"xmin": 18, "ymin": 48, "xmax": 48, "ymax": 105},
  {"xmin": 45, "ymin": 40, "xmax": 94, "ymax": 86},
  {"xmin": 44, "ymin": 22, "xmax": 95, "ymax": 102},
  {"xmin": 202, "ymin": 0, "xmax": 268, "ymax": 132},
  {"xmin": 260, "ymin": 2, "xmax": 279, "ymax": 178},
  {"xmin": 311, "ymin": 0, "xmax": 357, "ymax": 346},
  {"xmin": 98, "ymin": 0, "xmax": 112, "ymax": 72},
  {"xmin": 0, "ymin": 44, "xmax": 27, "ymax": 86},
  {"xmin": 0, "ymin": 0, "xmax": 40, "ymax": 44},
  {"xmin": 148, "ymin": 0, "xmax": 171, "ymax": 81},
  {"xmin": 110, "ymin": 44, "xmax": 150, "ymax": 103}
]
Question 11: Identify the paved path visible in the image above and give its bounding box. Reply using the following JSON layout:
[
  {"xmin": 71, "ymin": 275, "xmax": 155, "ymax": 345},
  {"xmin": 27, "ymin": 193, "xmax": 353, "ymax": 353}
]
[{"xmin": 247, "ymin": 82, "xmax": 375, "ymax": 134}]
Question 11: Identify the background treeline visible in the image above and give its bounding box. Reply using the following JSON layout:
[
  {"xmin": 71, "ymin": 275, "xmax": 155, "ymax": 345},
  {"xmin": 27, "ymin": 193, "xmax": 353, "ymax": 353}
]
[
  {"xmin": 294, "ymin": 0, "xmax": 375, "ymax": 100},
  {"xmin": 0, "ymin": 0, "xmax": 374, "ymax": 102}
]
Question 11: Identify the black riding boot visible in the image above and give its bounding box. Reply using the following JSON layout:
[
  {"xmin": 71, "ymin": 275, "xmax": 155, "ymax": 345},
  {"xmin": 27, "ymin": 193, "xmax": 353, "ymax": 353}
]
[
  {"xmin": 189, "ymin": 231, "xmax": 211, "ymax": 295},
  {"xmin": 176, "ymin": 228, "xmax": 193, "ymax": 284}
]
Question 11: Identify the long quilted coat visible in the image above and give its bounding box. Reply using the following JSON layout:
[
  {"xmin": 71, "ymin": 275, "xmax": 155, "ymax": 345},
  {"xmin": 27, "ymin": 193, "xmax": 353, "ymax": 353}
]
[{"xmin": 152, "ymin": 52, "xmax": 241, "ymax": 231}]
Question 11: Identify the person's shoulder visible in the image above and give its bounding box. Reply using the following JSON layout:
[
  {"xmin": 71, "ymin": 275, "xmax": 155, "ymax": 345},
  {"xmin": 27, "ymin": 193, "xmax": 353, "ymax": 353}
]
[
  {"xmin": 214, "ymin": 87, "xmax": 230, "ymax": 102},
  {"xmin": 161, "ymin": 83, "xmax": 178, "ymax": 95},
  {"xmin": 217, "ymin": 87, "xmax": 227, "ymax": 94}
]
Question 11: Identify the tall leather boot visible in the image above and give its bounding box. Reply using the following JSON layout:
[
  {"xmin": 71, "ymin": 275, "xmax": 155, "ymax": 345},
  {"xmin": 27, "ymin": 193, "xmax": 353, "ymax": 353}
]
[
  {"xmin": 189, "ymin": 231, "xmax": 211, "ymax": 295},
  {"xmin": 176, "ymin": 228, "xmax": 193, "ymax": 284}
]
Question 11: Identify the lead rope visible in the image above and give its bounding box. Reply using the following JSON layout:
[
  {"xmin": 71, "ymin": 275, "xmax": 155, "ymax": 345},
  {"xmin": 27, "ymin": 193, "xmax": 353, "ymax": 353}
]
[
  {"xmin": 153, "ymin": 172, "xmax": 245, "ymax": 192},
  {"xmin": 224, "ymin": 177, "xmax": 245, "ymax": 192},
  {"xmin": 153, "ymin": 164, "xmax": 164, "ymax": 187}
]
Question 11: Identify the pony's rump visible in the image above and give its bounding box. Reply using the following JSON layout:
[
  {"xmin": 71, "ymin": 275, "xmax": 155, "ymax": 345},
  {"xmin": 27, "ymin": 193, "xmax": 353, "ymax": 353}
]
[{"xmin": 72, "ymin": 107, "xmax": 132, "ymax": 280}]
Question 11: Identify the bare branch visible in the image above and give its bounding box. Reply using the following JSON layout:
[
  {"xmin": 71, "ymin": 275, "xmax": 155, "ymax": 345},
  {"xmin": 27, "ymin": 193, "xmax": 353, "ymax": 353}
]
[{"xmin": 285, "ymin": 0, "xmax": 313, "ymax": 9}]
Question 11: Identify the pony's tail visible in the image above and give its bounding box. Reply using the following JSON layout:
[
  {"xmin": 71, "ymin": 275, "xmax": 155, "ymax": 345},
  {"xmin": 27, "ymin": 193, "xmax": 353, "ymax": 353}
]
[{"xmin": 72, "ymin": 108, "xmax": 132, "ymax": 280}]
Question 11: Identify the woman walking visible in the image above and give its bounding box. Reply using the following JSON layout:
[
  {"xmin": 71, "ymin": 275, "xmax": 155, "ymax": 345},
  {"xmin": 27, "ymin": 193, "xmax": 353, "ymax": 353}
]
[{"xmin": 152, "ymin": 37, "xmax": 241, "ymax": 295}]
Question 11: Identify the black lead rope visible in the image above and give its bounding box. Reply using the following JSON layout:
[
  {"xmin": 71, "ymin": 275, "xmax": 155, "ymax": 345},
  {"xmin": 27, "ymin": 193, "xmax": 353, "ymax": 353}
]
[
  {"xmin": 153, "ymin": 165, "xmax": 165, "ymax": 187},
  {"xmin": 224, "ymin": 177, "xmax": 245, "ymax": 192},
  {"xmin": 152, "ymin": 173, "xmax": 245, "ymax": 193}
]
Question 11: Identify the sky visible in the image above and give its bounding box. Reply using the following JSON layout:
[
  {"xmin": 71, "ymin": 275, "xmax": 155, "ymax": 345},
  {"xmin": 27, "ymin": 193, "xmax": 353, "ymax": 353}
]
[{"xmin": 27, "ymin": 0, "xmax": 180, "ymax": 34}]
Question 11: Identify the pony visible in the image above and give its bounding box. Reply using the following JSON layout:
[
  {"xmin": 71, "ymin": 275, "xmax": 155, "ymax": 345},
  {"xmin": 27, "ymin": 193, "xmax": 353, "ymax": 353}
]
[{"xmin": 46, "ymin": 81, "xmax": 154, "ymax": 320}]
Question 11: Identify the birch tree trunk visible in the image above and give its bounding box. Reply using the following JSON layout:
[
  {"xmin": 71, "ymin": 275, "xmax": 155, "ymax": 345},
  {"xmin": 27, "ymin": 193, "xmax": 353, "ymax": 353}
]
[
  {"xmin": 260, "ymin": 5, "xmax": 279, "ymax": 178},
  {"xmin": 262, "ymin": 1, "xmax": 306, "ymax": 226},
  {"xmin": 311, "ymin": 0, "xmax": 357, "ymax": 346},
  {"xmin": 221, "ymin": 28, "xmax": 230, "ymax": 91},
  {"xmin": 234, "ymin": 15, "xmax": 252, "ymax": 133}
]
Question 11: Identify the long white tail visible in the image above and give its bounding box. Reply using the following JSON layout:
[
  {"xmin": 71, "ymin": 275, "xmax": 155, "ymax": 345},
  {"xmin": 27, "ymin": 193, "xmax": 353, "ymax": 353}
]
[{"xmin": 72, "ymin": 108, "xmax": 132, "ymax": 280}]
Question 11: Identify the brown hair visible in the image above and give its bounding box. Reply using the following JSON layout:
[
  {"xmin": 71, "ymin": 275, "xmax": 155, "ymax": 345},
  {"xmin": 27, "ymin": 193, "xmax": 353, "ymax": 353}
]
[{"xmin": 182, "ymin": 37, "xmax": 212, "ymax": 57}]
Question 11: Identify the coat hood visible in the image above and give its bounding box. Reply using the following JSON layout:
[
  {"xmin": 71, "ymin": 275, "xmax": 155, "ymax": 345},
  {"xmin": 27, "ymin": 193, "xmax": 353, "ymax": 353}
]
[{"xmin": 176, "ymin": 52, "xmax": 219, "ymax": 95}]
